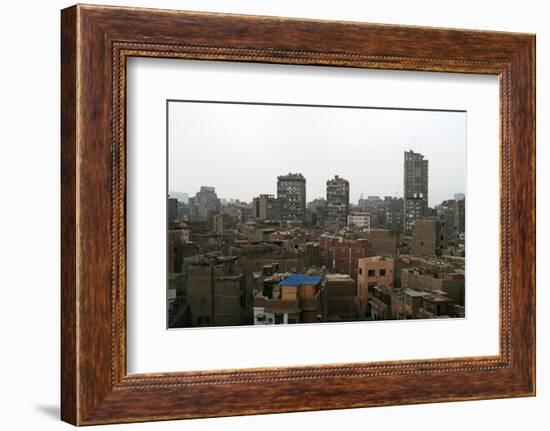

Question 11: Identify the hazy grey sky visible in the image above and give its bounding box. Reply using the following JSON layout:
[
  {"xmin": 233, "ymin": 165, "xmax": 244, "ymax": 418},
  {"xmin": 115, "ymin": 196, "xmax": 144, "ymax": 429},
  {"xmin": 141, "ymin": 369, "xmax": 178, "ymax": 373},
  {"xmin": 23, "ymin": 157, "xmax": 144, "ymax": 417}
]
[{"xmin": 168, "ymin": 102, "xmax": 466, "ymax": 207}]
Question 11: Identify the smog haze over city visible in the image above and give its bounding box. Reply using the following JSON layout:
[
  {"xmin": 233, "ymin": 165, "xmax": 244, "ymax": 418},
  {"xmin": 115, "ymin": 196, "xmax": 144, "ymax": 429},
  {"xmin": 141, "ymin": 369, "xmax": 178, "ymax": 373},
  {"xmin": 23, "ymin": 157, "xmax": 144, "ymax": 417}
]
[
  {"xmin": 169, "ymin": 102, "xmax": 466, "ymax": 207},
  {"xmin": 167, "ymin": 101, "xmax": 466, "ymax": 329}
]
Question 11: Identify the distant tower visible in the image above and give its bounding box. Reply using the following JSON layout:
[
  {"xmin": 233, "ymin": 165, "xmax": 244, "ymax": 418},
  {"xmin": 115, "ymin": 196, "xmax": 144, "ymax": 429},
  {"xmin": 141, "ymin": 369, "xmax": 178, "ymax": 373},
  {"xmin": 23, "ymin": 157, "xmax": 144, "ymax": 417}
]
[
  {"xmin": 403, "ymin": 150, "xmax": 429, "ymax": 233},
  {"xmin": 189, "ymin": 186, "xmax": 220, "ymax": 220},
  {"xmin": 326, "ymin": 175, "xmax": 350, "ymax": 229},
  {"xmin": 277, "ymin": 173, "xmax": 306, "ymax": 222}
]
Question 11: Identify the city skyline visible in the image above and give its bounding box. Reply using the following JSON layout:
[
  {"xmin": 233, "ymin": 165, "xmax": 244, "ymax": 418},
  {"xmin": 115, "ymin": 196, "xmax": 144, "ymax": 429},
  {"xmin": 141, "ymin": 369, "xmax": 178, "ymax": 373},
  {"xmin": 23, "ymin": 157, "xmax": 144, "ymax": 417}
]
[
  {"xmin": 168, "ymin": 101, "xmax": 466, "ymax": 207},
  {"xmin": 167, "ymin": 101, "xmax": 466, "ymax": 329}
]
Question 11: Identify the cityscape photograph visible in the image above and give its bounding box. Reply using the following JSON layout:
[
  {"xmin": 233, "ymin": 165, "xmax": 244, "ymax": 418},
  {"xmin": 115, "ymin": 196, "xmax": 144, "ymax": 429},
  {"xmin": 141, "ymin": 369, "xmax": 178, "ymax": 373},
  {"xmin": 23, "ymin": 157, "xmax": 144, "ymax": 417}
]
[{"xmin": 167, "ymin": 101, "xmax": 466, "ymax": 329}]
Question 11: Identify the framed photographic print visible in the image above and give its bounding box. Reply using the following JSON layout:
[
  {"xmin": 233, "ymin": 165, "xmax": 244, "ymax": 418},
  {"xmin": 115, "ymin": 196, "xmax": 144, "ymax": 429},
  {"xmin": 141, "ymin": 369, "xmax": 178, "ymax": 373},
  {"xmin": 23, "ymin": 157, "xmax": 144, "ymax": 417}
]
[{"xmin": 61, "ymin": 4, "xmax": 536, "ymax": 425}]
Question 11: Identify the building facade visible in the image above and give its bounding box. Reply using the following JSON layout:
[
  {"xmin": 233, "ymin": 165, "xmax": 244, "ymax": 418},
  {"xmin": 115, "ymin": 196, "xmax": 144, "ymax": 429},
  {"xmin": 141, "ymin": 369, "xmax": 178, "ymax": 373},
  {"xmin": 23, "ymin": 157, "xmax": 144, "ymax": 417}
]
[
  {"xmin": 347, "ymin": 211, "xmax": 371, "ymax": 230},
  {"xmin": 403, "ymin": 150, "xmax": 429, "ymax": 233},
  {"xmin": 322, "ymin": 274, "xmax": 358, "ymax": 322},
  {"xmin": 326, "ymin": 175, "xmax": 350, "ymax": 229},
  {"xmin": 411, "ymin": 219, "xmax": 445, "ymax": 256},
  {"xmin": 320, "ymin": 235, "xmax": 373, "ymax": 281},
  {"xmin": 367, "ymin": 229, "xmax": 398, "ymax": 256},
  {"xmin": 277, "ymin": 173, "xmax": 306, "ymax": 222},
  {"xmin": 253, "ymin": 194, "xmax": 282, "ymax": 221},
  {"xmin": 188, "ymin": 186, "xmax": 221, "ymax": 220},
  {"xmin": 357, "ymin": 256, "xmax": 395, "ymax": 315}
]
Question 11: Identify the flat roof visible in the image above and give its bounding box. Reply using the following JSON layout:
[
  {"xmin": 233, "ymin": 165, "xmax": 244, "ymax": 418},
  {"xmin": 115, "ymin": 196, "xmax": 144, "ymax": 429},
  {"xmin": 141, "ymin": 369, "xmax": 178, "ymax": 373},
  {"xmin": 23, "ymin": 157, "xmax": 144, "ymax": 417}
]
[
  {"xmin": 325, "ymin": 273, "xmax": 353, "ymax": 281},
  {"xmin": 280, "ymin": 274, "xmax": 321, "ymax": 286},
  {"xmin": 404, "ymin": 289, "xmax": 428, "ymax": 297}
]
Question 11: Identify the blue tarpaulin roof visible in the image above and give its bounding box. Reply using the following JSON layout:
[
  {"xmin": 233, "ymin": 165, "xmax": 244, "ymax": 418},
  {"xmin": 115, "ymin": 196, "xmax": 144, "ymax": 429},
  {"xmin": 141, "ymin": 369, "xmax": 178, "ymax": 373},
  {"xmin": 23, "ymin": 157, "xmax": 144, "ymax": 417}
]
[{"xmin": 279, "ymin": 274, "xmax": 321, "ymax": 286}]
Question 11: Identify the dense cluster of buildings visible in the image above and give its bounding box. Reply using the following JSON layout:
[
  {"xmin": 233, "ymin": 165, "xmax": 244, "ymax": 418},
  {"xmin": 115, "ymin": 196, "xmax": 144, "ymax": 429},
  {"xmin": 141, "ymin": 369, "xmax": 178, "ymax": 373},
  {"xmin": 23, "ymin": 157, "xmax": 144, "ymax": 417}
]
[{"xmin": 167, "ymin": 150, "xmax": 466, "ymax": 328}]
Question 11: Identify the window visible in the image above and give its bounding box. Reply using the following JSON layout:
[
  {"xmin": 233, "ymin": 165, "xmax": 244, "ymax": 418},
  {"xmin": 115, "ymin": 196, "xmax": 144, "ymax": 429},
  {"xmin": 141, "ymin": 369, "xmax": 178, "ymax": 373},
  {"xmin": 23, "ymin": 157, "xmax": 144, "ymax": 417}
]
[
  {"xmin": 359, "ymin": 268, "xmax": 363, "ymax": 275},
  {"xmin": 275, "ymin": 313, "xmax": 284, "ymax": 324},
  {"xmin": 380, "ymin": 269, "xmax": 386, "ymax": 276},
  {"xmin": 368, "ymin": 269, "xmax": 375, "ymax": 277}
]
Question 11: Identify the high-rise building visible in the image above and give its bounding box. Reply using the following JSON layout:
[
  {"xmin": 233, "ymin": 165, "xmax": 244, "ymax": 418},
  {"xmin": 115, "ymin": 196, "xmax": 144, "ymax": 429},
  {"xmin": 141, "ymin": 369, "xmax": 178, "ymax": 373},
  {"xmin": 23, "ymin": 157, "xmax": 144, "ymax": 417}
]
[
  {"xmin": 277, "ymin": 173, "xmax": 306, "ymax": 222},
  {"xmin": 383, "ymin": 196, "xmax": 404, "ymax": 233},
  {"xmin": 435, "ymin": 197, "xmax": 465, "ymax": 245},
  {"xmin": 326, "ymin": 175, "xmax": 350, "ymax": 229},
  {"xmin": 307, "ymin": 198, "xmax": 328, "ymax": 227},
  {"xmin": 168, "ymin": 197, "xmax": 178, "ymax": 229},
  {"xmin": 454, "ymin": 196, "xmax": 465, "ymax": 235},
  {"xmin": 253, "ymin": 194, "xmax": 281, "ymax": 221},
  {"xmin": 403, "ymin": 150, "xmax": 429, "ymax": 233},
  {"xmin": 188, "ymin": 186, "xmax": 221, "ymax": 220}
]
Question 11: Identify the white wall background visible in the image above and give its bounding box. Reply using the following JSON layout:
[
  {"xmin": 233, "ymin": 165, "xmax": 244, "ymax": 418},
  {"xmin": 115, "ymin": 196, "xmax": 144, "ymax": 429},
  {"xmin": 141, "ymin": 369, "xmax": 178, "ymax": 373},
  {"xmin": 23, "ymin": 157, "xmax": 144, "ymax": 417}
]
[{"xmin": 0, "ymin": 0, "xmax": 546, "ymax": 429}]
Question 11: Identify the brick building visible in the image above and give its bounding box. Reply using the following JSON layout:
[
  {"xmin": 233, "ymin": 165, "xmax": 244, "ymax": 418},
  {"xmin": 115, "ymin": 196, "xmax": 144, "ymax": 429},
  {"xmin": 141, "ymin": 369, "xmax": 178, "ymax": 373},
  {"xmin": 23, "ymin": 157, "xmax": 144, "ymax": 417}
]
[
  {"xmin": 322, "ymin": 274, "xmax": 358, "ymax": 322},
  {"xmin": 320, "ymin": 235, "xmax": 372, "ymax": 281},
  {"xmin": 367, "ymin": 229, "xmax": 398, "ymax": 256},
  {"xmin": 411, "ymin": 219, "xmax": 445, "ymax": 256}
]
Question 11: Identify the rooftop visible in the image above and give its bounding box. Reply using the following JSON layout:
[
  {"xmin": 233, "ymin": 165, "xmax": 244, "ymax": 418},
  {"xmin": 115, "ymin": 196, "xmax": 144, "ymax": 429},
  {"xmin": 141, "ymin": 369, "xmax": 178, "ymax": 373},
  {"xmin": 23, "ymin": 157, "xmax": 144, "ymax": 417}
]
[
  {"xmin": 325, "ymin": 273, "xmax": 354, "ymax": 281},
  {"xmin": 279, "ymin": 274, "xmax": 321, "ymax": 286},
  {"xmin": 359, "ymin": 255, "xmax": 394, "ymax": 263},
  {"xmin": 404, "ymin": 288, "xmax": 428, "ymax": 297}
]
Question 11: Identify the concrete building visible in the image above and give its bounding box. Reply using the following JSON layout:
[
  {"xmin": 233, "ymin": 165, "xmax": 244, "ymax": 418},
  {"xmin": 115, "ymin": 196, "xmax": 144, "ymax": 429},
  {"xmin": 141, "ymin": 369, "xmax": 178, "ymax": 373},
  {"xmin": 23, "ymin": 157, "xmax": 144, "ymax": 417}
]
[
  {"xmin": 411, "ymin": 219, "xmax": 445, "ymax": 256},
  {"xmin": 168, "ymin": 197, "xmax": 178, "ymax": 229},
  {"xmin": 322, "ymin": 274, "xmax": 358, "ymax": 322},
  {"xmin": 357, "ymin": 196, "xmax": 403, "ymax": 232},
  {"xmin": 357, "ymin": 256, "xmax": 395, "ymax": 315},
  {"xmin": 184, "ymin": 256, "xmax": 248, "ymax": 327},
  {"xmin": 437, "ymin": 199, "xmax": 459, "ymax": 244},
  {"xmin": 307, "ymin": 198, "xmax": 328, "ymax": 227},
  {"xmin": 347, "ymin": 211, "xmax": 371, "ymax": 230},
  {"xmin": 358, "ymin": 195, "xmax": 381, "ymax": 208},
  {"xmin": 326, "ymin": 175, "xmax": 350, "ymax": 229},
  {"xmin": 168, "ymin": 229, "xmax": 193, "ymax": 273},
  {"xmin": 435, "ymin": 198, "xmax": 465, "ymax": 247},
  {"xmin": 253, "ymin": 194, "xmax": 282, "ymax": 221},
  {"xmin": 368, "ymin": 285, "xmax": 395, "ymax": 320},
  {"xmin": 403, "ymin": 150, "xmax": 429, "ymax": 232},
  {"xmin": 189, "ymin": 186, "xmax": 221, "ymax": 220},
  {"xmin": 277, "ymin": 173, "xmax": 306, "ymax": 222},
  {"xmin": 383, "ymin": 196, "xmax": 404, "ymax": 233},
  {"xmin": 403, "ymin": 288, "xmax": 450, "ymax": 319},
  {"xmin": 367, "ymin": 229, "xmax": 398, "ymax": 256},
  {"xmin": 455, "ymin": 197, "xmax": 465, "ymax": 236},
  {"xmin": 212, "ymin": 213, "xmax": 234, "ymax": 234},
  {"xmin": 400, "ymin": 268, "xmax": 465, "ymax": 306}
]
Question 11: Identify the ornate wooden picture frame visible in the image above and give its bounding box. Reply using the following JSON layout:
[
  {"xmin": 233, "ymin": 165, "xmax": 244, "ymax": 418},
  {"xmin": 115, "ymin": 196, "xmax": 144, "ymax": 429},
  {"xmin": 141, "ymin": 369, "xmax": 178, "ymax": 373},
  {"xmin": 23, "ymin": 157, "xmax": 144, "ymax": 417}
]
[{"xmin": 61, "ymin": 4, "xmax": 535, "ymax": 425}]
